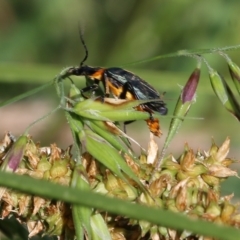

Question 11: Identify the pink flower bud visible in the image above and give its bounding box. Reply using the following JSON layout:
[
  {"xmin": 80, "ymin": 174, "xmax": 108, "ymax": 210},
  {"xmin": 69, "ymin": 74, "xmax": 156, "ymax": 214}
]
[
  {"xmin": 181, "ymin": 68, "xmax": 201, "ymax": 104},
  {"xmin": 2, "ymin": 135, "xmax": 28, "ymax": 172}
]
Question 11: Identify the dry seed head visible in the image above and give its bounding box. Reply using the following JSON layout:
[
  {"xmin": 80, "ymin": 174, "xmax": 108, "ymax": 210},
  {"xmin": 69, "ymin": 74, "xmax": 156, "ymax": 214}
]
[
  {"xmin": 1, "ymin": 133, "xmax": 240, "ymax": 239},
  {"xmin": 139, "ymin": 219, "xmax": 152, "ymax": 237},
  {"xmin": 215, "ymin": 137, "xmax": 230, "ymax": 162},
  {"xmin": 104, "ymin": 171, "xmax": 136, "ymax": 199},
  {"xmin": 27, "ymin": 221, "xmax": 43, "ymax": 238},
  {"xmin": 186, "ymin": 164, "xmax": 208, "ymax": 178},
  {"xmin": 189, "ymin": 188, "xmax": 199, "ymax": 206},
  {"xmin": 160, "ymin": 156, "xmax": 181, "ymax": 172},
  {"xmin": 149, "ymin": 177, "xmax": 168, "ymax": 198},
  {"xmin": 104, "ymin": 170, "xmax": 121, "ymax": 192},
  {"xmin": 0, "ymin": 132, "xmax": 15, "ymax": 159},
  {"xmin": 110, "ymin": 231, "xmax": 126, "ymax": 240},
  {"xmin": 139, "ymin": 192, "xmax": 157, "ymax": 207},
  {"xmin": 169, "ymin": 178, "xmax": 189, "ymax": 199},
  {"xmin": 207, "ymin": 139, "xmax": 219, "ymax": 157},
  {"xmin": 222, "ymin": 193, "xmax": 234, "ymax": 202},
  {"xmin": 18, "ymin": 195, "xmax": 32, "ymax": 217},
  {"xmin": 180, "ymin": 148, "xmax": 196, "ymax": 170},
  {"xmin": 231, "ymin": 214, "xmax": 240, "ymax": 227},
  {"xmin": 175, "ymin": 185, "xmax": 189, "ymax": 211},
  {"xmin": 221, "ymin": 158, "xmax": 236, "ymax": 167},
  {"xmin": 36, "ymin": 157, "xmax": 52, "ymax": 172},
  {"xmin": 201, "ymin": 174, "xmax": 220, "ymax": 187},
  {"xmin": 208, "ymin": 164, "xmax": 238, "ymax": 178},
  {"xmin": 147, "ymin": 132, "xmax": 159, "ymax": 164},
  {"xmin": 50, "ymin": 159, "xmax": 69, "ymax": 179},
  {"xmin": 0, "ymin": 137, "xmax": 75, "ymax": 237},
  {"xmin": 82, "ymin": 151, "xmax": 99, "ymax": 184},
  {"xmin": 26, "ymin": 148, "xmax": 40, "ymax": 169},
  {"xmin": 221, "ymin": 202, "xmax": 236, "ymax": 223},
  {"xmin": 124, "ymin": 154, "xmax": 140, "ymax": 175},
  {"xmin": 33, "ymin": 196, "xmax": 46, "ymax": 216},
  {"xmin": 165, "ymin": 199, "xmax": 179, "ymax": 212},
  {"xmin": 158, "ymin": 226, "xmax": 168, "ymax": 238},
  {"xmin": 176, "ymin": 169, "xmax": 190, "ymax": 181},
  {"xmin": 167, "ymin": 228, "xmax": 178, "ymax": 240},
  {"xmin": 190, "ymin": 205, "xmax": 205, "ymax": 217},
  {"xmin": 204, "ymin": 202, "xmax": 221, "ymax": 220}
]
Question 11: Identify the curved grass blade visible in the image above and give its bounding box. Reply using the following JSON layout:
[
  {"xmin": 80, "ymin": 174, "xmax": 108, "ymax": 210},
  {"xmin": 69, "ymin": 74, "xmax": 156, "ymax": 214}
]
[
  {"xmin": 74, "ymin": 97, "xmax": 164, "ymax": 112},
  {"xmin": 0, "ymin": 172, "xmax": 239, "ymax": 240},
  {"xmin": 84, "ymin": 130, "xmax": 144, "ymax": 193},
  {"xmin": 74, "ymin": 107, "xmax": 149, "ymax": 122},
  {"xmin": 71, "ymin": 165, "xmax": 92, "ymax": 240},
  {"xmin": 86, "ymin": 120, "xmax": 133, "ymax": 156}
]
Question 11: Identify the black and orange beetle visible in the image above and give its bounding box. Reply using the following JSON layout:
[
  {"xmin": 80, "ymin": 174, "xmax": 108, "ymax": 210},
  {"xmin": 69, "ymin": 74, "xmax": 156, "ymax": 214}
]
[{"xmin": 68, "ymin": 34, "xmax": 168, "ymax": 136}]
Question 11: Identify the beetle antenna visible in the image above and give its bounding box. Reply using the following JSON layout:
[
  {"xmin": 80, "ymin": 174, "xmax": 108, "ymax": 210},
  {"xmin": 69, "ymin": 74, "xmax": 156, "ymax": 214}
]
[{"xmin": 79, "ymin": 29, "xmax": 88, "ymax": 67}]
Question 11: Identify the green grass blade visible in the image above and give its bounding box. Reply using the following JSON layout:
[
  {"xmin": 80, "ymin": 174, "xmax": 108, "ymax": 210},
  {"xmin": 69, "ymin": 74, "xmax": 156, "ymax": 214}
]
[
  {"xmin": 71, "ymin": 166, "xmax": 92, "ymax": 240},
  {"xmin": 84, "ymin": 130, "xmax": 144, "ymax": 193},
  {"xmin": 0, "ymin": 80, "xmax": 53, "ymax": 108},
  {"xmin": 86, "ymin": 120, "xmax": 133, "ymax": 156},
  {"xmin": 0, "ymin": 172, "xmax": 239, "ymax": 240},
  {"xmin": 209, "ymin": 70, "xmax": 240, "ymax": 120}
]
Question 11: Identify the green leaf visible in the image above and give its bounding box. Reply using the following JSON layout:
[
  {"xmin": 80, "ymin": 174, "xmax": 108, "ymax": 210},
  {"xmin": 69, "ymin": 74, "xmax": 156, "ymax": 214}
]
[
  {"xmin": 228, "ymin": 60, "xmax": 240, "ymax": 95},
  {"xmin": 209, "ymin": 70, "xmax": 240, "ymax": 120},
  {"xmin": 74, "ymin": 97, "xmax": 165, "ymax": 112},
  {"xmin": 74, "ymin": 107, "xmax": 149, "ymax": 122},
  {"xmin": 86, "ymin": 120, "xmax": 133, "ymax": 156},
  {"xmin": 84, "ymin": 130, "xmax": 144, "ymax": 193}
]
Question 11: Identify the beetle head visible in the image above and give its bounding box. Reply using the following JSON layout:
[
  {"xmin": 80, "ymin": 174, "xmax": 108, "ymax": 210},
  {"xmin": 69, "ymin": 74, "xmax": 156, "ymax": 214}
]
[{"xmin": 71, "ymin": 66, "xmax": 102, "ymax": 77}]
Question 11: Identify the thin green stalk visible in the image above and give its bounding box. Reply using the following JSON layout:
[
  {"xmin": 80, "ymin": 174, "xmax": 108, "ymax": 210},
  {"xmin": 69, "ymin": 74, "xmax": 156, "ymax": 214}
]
[
  {"xmin": 0, "ymin": 80, "xmax": 53, "ymax": 108},
  {"xmin": 123, "ymin": 44, "xmax": 240, "ymax": 67}
]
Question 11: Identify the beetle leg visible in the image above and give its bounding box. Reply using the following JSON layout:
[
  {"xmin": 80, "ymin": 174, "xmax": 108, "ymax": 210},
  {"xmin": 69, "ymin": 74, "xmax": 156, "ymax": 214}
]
[
  {"xmin": 103, "ymin": 74, "xmax": 111, "ymax": 98},
  {"xmin": 80, "ymin": 82, "xmax": 99, "ymax": 98},
  {"xmin": 149, "ymin": 112, "xmax": 154, "ymax": 121},
  {"xmin": 121, "ymin": 82, "xmax": 140, "ymax": 131},
  {"xmin": 123, "ymin": 120, "xmax": 135, "ymax": 135},
  {"xmin": 124, "ymin": 120, "xmax": 135, "ymax": 125},
  {"xmin": 81, "ymin": 83, "xmax": 98, "ymax": 93},
  {"xmin": 120, "ymin": 83, "xmax": 136, "ymax": 130}
]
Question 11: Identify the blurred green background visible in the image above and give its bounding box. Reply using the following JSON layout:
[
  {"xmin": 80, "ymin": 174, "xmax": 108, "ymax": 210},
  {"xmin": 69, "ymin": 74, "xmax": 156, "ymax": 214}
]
[{"xmin": 0, "ymin": 0, "xmax": 240, "ymax": 197}]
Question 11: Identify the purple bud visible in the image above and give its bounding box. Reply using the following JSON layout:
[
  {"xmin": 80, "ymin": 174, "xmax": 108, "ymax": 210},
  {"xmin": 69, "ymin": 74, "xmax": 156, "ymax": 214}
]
[
  {"xmin": 2, "ymin": 135, "xmax": 28, "ymax": 172},
  {"xmin": 181, "ymin": 68, "xmax": 201, "ymax": 104}
]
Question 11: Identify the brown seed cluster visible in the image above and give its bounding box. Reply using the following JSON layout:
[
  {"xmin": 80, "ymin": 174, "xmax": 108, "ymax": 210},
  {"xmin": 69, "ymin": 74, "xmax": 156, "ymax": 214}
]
[
  {"xmin": 0, "ymin": 134, "xmax": 75, "ymax": 237},
  {"xmin": 80, "ymin": 137, "xmax": 240, "ymax": 240},
  {"xmin": 0, "ymin": 133, "xmax": 239, "ymax": 240}
]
